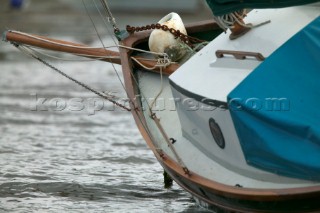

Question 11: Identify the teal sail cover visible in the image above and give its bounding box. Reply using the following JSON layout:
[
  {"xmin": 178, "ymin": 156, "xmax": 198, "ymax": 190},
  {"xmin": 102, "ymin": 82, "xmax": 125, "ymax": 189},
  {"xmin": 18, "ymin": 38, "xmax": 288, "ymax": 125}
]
[
  {"xmin": 228, "ymin": 16, "xmax": 320, "ymax": 180},
  {"xmin": 206, "ymin": 0, "xmax": 320, "ymax": 15}
]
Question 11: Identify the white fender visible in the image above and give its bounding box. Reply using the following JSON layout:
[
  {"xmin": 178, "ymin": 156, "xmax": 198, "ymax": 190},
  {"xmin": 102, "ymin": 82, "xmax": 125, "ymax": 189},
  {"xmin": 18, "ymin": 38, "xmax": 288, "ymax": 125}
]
[{"xmin": 148, "ymin": 12, "xmax": 187, "ymax": 61}]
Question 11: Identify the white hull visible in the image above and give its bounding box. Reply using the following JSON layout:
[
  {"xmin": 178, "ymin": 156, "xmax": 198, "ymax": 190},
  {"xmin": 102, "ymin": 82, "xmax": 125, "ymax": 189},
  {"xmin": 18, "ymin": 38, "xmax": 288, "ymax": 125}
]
[
  {"xmin": 135, "ymin": 5, "xmax": 320, "ymax": 189},
  {"xmin": 119, "ymin": 5, "xmax": 320, "ymax": 209}
]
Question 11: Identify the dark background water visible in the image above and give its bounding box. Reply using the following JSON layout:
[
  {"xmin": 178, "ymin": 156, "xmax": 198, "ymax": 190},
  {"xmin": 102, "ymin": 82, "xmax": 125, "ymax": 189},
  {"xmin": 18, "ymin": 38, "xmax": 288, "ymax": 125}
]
[{"xmin": 0, "ymin": 1, "xmax": 214, "ymax": 212}]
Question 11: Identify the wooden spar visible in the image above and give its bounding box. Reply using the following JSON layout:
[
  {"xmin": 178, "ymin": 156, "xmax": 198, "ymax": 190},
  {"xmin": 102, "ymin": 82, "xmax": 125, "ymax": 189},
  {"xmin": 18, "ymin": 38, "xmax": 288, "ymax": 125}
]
[
  {"xmin": 3, "ymin": 30, "xmax": 179, "ymax": 75},
  {"xmin": 4, "ymin": 30, "xmax": 122, "ymax": 64}
]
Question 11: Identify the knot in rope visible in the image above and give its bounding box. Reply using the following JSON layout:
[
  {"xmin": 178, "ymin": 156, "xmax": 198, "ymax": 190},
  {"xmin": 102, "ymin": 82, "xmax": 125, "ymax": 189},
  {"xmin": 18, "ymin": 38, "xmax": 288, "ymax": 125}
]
[
  {"xmin": 213, "ymin": 9, "xmax": 271, "ymax": 32},
  {"xmin": 214, "ymin": 9, "xmax": 248, "ymax": 31},
  {"xmin": 157, "ymin": 55, "xmax": 172, "ymax": 69}
]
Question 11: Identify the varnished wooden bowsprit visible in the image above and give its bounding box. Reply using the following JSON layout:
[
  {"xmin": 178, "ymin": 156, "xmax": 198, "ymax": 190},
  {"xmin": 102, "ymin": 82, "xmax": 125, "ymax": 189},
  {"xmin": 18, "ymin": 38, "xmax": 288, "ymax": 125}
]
[
  {"xmin": 3, "ymin": 30, "xmax": 179, "ymax": 75},
  {"xmin": 4, "ymin": 30, "xmax": 121, "ymax": 64}
]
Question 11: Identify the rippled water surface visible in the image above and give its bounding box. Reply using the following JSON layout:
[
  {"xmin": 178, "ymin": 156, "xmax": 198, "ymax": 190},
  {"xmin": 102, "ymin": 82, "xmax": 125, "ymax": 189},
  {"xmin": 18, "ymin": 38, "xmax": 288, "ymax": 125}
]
[{"xmin": 0, "ymin": 35, "xmax": 215, "ymax": 212}]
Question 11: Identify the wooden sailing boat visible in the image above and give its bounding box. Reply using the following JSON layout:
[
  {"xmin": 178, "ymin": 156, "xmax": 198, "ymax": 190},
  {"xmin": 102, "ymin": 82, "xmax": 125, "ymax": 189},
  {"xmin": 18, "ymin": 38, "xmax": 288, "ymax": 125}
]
[{"xmin": 3, "ymin": 1, "xmax": 320, "ymax": 212}]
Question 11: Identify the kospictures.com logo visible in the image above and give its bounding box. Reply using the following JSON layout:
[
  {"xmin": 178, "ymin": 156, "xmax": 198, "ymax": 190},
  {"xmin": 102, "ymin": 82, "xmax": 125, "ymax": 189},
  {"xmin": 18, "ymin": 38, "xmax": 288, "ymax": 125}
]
[{"xmin": 29, "ymin": 93, "xmax": 290, "ymax": 115}]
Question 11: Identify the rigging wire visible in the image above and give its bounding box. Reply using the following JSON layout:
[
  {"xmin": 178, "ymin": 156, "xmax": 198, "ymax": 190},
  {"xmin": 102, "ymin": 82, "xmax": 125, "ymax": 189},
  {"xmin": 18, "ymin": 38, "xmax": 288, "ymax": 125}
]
[
  {"xmin": 84, "ymin": 0, "xmax": 161, "ymax": 146},
  {"xmin": 23, "ymin": 45, "xmax": 120, "ymax": 62},
  {"xmin": 91, "ymin": 0, "xmax": 174, "ymax": 153},
  {"xmin": 14, "ymin": 43, "xmax": 131, "ymax": 111},
  {"xmin": 99, "ymin": 0, "xmax": 120, "ymax": 33},
  {"xmin": 82, "ymin": 0, "xmax": 130, "ymax": 105},
  {"xmin": 98, "ymin": 0, "xmax": 165, "ymax": 150},
  {"xmin": 84, "ymin": 0, "xmax": 173, "ymax": 120},
  {"xmin": 72, "ymin": 1, "xmax": 188, "ymax": 171},
  {"xmin": 93, "ymin": 0, "xmax": 118, "ymax": 46}
]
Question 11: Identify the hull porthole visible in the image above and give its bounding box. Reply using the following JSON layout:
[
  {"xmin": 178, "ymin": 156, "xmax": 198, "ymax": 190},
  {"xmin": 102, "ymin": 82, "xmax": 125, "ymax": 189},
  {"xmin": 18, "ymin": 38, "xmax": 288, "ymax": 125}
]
[{"xmin": 209, "ymin": 118, "xmax": 225, "ymax": 149}]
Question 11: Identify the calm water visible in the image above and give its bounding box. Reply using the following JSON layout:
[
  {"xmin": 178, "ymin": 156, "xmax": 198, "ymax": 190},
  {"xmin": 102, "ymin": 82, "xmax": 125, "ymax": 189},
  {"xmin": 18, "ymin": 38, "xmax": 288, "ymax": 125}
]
[{"xmin": 0, "ymin": 34, "xmax": 214, "ymax": 212}]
